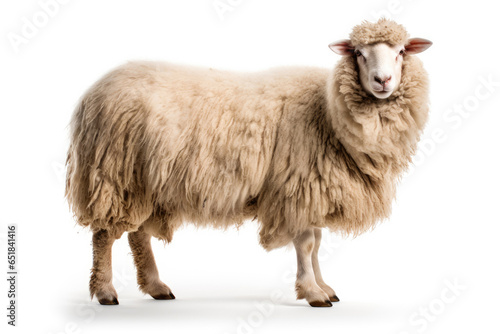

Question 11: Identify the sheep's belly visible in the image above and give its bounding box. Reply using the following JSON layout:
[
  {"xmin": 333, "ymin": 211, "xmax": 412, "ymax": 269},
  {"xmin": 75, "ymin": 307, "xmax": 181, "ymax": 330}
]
[{"xmin": 152, "ymin": 144, "xmax": 265, "ymax": 224}]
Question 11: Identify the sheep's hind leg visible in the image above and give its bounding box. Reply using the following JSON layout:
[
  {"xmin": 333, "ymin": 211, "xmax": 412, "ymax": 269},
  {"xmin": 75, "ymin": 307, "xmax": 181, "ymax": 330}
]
[
  {"xmin": 90, "ymin": 229, "xmax": 119, "ymax": 305},
  {"xmin": 128, "ymin": 227, "xmax": 175, "ymax": 300},
  {"xmin": 293, "ymin": 228, "xmax": 332, "ymax": 307},
  {"xmin": 312, "ymin": 228, "xmax": 339, "ymax": 302}
]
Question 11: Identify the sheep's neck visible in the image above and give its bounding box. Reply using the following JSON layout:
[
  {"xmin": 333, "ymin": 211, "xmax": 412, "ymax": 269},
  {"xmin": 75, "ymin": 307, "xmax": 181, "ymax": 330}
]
[{"xmin": 326, "ymin": 56, "xmax": 429, "ymax": 181}]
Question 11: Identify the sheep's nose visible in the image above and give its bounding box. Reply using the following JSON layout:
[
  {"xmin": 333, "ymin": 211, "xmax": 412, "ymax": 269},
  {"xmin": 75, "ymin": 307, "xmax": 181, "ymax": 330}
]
[{"xmin": 374, "ymin": 75, "xmax": 392, "ymax": 87}]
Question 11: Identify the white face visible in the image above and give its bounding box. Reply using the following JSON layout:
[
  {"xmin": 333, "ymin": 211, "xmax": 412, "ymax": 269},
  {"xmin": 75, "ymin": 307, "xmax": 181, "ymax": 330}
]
[
  {"xmin": 354, "ymin": 43, "xmax": 404, "ymax": 99},
  {"xmin": 329, "ymin": 38, "xmax": 432, "ymax": 100}
]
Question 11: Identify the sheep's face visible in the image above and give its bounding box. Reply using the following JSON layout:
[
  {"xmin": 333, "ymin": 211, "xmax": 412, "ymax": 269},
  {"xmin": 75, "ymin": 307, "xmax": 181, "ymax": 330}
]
[
  {"xmin": 354, "ymin": 43, "xmax": 404, "ymax": 99},
  {"xmin": 329, "ymin": 38, "xmax": 432, "ymax": 99}
]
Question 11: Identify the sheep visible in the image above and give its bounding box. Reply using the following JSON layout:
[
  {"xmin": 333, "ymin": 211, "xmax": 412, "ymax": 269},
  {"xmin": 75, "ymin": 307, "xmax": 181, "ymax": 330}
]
[{"xmin": 65, "ymin": 18, "xmax": 432, "ymax": 307}]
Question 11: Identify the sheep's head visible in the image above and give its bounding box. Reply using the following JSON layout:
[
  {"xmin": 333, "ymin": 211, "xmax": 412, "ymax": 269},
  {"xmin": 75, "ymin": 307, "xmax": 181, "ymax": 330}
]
[{"xmin": 329, "ymin": 19, "xmax": 432, "ymax": 99}]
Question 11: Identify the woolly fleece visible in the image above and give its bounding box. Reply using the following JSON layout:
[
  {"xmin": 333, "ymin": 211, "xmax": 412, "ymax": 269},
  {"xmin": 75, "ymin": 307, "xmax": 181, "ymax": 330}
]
[{"xmin": 66, "ymin": 20, "xmax": 429, "ymax": 250}]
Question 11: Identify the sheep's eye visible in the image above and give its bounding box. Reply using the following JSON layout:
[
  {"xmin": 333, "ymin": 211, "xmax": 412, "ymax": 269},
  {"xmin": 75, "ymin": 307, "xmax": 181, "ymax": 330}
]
[
  {"xmin": 355, "ymin": 50, "xmax": 362, "ymax": 57},
  {"xmin": 399, "ymin": 49, "xmax": 405, "ymax": 55}
]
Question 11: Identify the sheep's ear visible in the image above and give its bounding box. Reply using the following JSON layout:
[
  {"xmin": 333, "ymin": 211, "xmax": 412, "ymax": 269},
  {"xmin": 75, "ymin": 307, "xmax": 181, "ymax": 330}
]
[
  {"xmin": 405, "ymin": 38, "xmax": 432, "ymax": 54},
  {"xmin": 329, "ymin": 39, "xmax": 354, "ymax": 56}
]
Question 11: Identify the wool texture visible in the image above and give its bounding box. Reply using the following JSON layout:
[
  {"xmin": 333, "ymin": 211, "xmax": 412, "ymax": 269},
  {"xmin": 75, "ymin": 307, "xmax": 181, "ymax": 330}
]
[
  {"xmin": 66, "ymin": 22, "xmax": 429, "ymax": 249},
  {"xmin": 350, "ymin": 18, "xmax": 409, "ymax": 46}
]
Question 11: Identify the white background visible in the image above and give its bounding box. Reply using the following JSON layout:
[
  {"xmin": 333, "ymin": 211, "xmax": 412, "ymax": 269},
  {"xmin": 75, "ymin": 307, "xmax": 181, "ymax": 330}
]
[{"xmin": 1, "ymin": 0, "xmax": 499, "ymax": 333}]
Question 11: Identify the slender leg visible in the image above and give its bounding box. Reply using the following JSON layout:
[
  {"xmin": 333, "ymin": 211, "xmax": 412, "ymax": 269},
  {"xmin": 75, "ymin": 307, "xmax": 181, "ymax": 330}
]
[
  {"xmin": 90, "ymin": 229, "xmax": 119, "ymax": 305},
  {"xmin": 293, "ymin": 228, "xmax": 332, "ymax": 307},
  {"xmin": 128, "ymin": 227, "xmax": 175, "ymax": 300},
  {"xmin": 312, "ymin": 228, "xmax": 339, "ymax": 302}
]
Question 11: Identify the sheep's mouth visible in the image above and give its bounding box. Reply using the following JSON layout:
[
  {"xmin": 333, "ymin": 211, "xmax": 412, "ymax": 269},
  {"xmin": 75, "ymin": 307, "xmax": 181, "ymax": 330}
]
[
  {"xmin": 371, "ymin": 83, "xmax": 393, "ymax": 93},
  {"xmin": 371, "ymin": 89, "xmax": 393, "ymax": 99},
  {"xmin": 372, "ymin": 86, "xmax": 387, "ymax": 92},
  {"xmin": 370, "ymin": 82, "xmax": 394, "ymax": 99}
]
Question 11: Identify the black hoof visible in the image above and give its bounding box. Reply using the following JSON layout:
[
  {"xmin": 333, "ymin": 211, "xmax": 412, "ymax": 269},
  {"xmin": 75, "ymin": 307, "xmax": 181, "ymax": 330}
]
[
  {"xmin": 99, "ymin": 297, "xmax": 119, "ymax": 305},
  {"xmin": 152, "ymin": 292, "xmax": 175, "ymax": 300},
  {"xmin": 309, "ymin": 299, "xmax": 332, "ymax": 307},
  {"xmin": 330, "ymin": 295, "xmax": 340, "ymax": 302}
]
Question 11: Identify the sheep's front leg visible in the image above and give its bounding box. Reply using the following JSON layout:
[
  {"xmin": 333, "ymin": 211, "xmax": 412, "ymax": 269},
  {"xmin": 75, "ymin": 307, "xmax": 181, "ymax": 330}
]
[
  {"xmin": 90, "ymin": 229, "xmax": 119, "ymax": 305},
  {"xmin": 128, "ymin": 227, "xmax": 175, "ymax": 300},
  {"xmin": 312, "ymin": 228, "xmax": 339, "ymax": 302},
  {"xmin": 294, "ymin": 228, "xmax": 332, "ymax": 307}
]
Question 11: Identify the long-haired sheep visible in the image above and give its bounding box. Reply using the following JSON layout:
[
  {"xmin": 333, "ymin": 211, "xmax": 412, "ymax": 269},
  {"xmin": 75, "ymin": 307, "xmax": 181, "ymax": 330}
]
[{"xmin": 66, "ymin": 19, "xmax": 432, "ymax": 307}]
